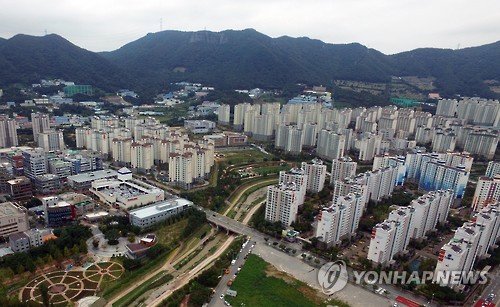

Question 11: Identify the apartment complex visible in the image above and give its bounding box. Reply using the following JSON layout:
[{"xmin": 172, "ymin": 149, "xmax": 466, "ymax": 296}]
[
  {"xmin": 265, "ymin": 182, "xmax": 302, "ymax": 226},
  {"xmin": 434, "ymin": 202, "xmax": 500, "ymax": 289},
  {"xmin": 301, "ymin": 158, "xmax": 327, "ymax": 193},
  {"xmin": 314, "ymin": 193, "xmax": 366, "ymax": 247},
  {"xmin": 330, "ymin": 156, "xmax": 357, "ymax": 186},
  {"xmin": 367, "ymin": 190, "xmax": 453, "ymax": 266}
]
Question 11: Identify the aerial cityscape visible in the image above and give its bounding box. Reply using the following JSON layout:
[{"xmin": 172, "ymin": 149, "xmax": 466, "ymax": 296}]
[{"xmin": 0, "ymin": 2, "xmax": 500, "ymax": 307}]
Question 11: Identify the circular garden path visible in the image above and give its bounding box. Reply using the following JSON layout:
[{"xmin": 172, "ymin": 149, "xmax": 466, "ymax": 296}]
[{"xmin": 20, "ymin": 262, "xmax": 124, "ymax": 306}]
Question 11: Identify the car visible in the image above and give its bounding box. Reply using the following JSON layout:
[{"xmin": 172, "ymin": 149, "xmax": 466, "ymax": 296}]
[
  {"xmin": 231, "ymin": 259, "xmax": 236, "ymax": 265},
  {"xmin": 220, "ymin": 294, "xmax": 224, "ymax": 299},
  {"xmin": 224, "ymin": 301, "xmax": 231, "ymax": 306}
]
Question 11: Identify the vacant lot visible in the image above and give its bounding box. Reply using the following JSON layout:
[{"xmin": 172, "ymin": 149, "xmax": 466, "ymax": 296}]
[{"xmin": 226, "ymin": 255, "xmax": 349, "ymax": 307}]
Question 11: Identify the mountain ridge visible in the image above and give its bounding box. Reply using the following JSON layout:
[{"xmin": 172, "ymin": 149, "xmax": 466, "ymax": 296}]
[{"xmin": 0, "ymin": 29, "xmax": 499, "ymax": 98}]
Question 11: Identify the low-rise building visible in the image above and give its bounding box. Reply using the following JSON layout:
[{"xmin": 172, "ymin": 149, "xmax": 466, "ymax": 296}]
[
  {"xmin": 0, "ymin": 202, "xmax": 29, "ymax": 237},
  {"xmin": 129, "ymin": 198, "xmax": 192, "ymax": 229},
  {"xmin": 67, "ymin": 169, "xmax": 117, "ymax": 192},
  {"xmin": 9, "ymin": 232, "xmax": 30, "ymax": 252},
  {"xmin": 184, "ymin": 120, "xmax": 216, "ymax": 134},
  {"xmin": 90, "ymin": 177, "xmax": 164, "ymax": 210},
  {"xmin": 7, "ymin": 176, "xmax": 32, "ymax": 201},
  {"xmin": 34, "ymin": 174, "xmax": 62, "ymax": 195}
]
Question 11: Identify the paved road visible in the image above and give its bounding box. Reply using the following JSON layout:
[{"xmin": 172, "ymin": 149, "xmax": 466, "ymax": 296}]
[
  {"xmin": 149, "ymin": 236, "xmax": 235, "ymax": 307},
  {"xmin": 207, "ymin": 239, "xmax": 254, "ymax": 307},
  {"xmin": 474, "ymin": 267, "xmax": 500, "ymax": 307},
  {"xmin": 202, "ymin": 207, "xmax": 435, "ymax": 307}
]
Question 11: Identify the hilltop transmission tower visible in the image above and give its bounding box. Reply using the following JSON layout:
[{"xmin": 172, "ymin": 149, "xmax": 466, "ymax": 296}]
[{"xmin": 160, "ymin": 18, "xmax": 163, "ymax": 31}]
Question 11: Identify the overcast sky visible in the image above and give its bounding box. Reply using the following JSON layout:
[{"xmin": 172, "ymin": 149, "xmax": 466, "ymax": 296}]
[{"xmin": 1, "ymin": 0, "xmax": 499, "ymax": 54}]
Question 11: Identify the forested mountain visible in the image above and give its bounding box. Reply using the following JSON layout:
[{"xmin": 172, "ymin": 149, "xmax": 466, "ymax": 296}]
[
  {"xmin": 0, "ymin": 34, "xmax": 130, "ymax": 91},
  {"xmin": 1, "ymin": 30, "xmax": 499, "ymax": 98}
]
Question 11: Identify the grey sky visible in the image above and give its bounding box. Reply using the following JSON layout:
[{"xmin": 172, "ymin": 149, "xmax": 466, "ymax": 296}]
[{"xmin": 1, "ymin": 0, "xmax": 499, "ymax": 54}]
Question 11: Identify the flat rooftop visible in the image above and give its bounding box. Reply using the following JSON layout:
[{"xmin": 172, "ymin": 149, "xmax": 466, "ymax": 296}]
[
  {"xmin": 68, "ymin": 169, "xmax": 117, "ymax": 183},
  {"xmin": 129, "ymin": 198, "xmax": 192, "ymax": 219},
  {"xmin": 0, "ymin": 202, "xmax": 25, "ymax": 217}
]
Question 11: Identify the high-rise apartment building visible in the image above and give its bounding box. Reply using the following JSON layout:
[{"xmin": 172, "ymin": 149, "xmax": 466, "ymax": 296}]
[
  {"xmin": 316, "ymin": 130, "xmax": 345, "ymax": 161},
  {"xmin": 472, "ymin": 176, "xmax": 500, "ymax": 211},
  {"xmin": 368, "ymin": 190, "xmax": 453, "ymax": 265},
  {"xmin": 301, "ymin": 158, "xmax": 327, "ymax": 193},
  {"xmin": 436, "ymin": 99, "xmax": 458, "ymax": 117},
  {"xmin": 31, "ymin": 112, "xmax": 50, "ymax": 144},
  {"xmin": 486, "ymin": 161, "xmax": 500, "ymax": 178},
  {"xmin": 315, "ymin": 193, "xmax": 365, "ymax": 247},
  {"xmin": 464, "ymin": 130, "xmax": 498, "ymax": 159},
  {"xmin": 279, "ymin": 168, "xmax": 307, "ymax": 205},
  {"xmin": 330, "ymin": 156, "xmax": 357, "ymax": 186},
  {"xmin": 218, "ymin": 104, "xmax": 231, "ymax": 125},
  {"xmin": 38, "ymin": 130, "xmax": 65, "ymax": 152},
  {"xmin": 0, "ymin": 115, "xmax": 18, "ymax": 148},
  {"xmin": 265, "ymin": 182, "xmax": 302, "ymax": 226}
]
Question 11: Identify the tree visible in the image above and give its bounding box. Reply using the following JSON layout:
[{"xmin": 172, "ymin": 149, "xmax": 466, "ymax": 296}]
[
  {"xmin": 92, "ymin": 239, "xmax": 100, "ymax": 249},
  {"xmin": 71, "ymin": 244, "xmax": 80, "ymax": 256},
  {"xmin": 104, "ymin": 229, "xmax": 121, "ymax": 245},
  {"xmin": 0, "ymin": 267, "xmax": 14, "ymax": 286},
  {"xmin": 16, "ymin": 264, "xmax": 25, "ymax": 274},
  {"xmin": 24, "ymin": 197, "xmax": 43, "ymax": 209},
  {"xmin": 64, "ymin": 246, "xmax": 71, "ymax": 258},
  {"xmin": 39, "ymin": 283, "xmax": 50, "ymax": 307}
]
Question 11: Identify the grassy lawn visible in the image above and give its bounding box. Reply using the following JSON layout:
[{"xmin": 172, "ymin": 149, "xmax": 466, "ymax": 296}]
[
  {"xmin": 226, "ymin": 255, "xmax": 349, "ymax": 307},
  {"xmin": 253, "ymin": 165, "xmax": 289, "ymax": 175},
  {"xmin": 112, "ymin": 270, "xmax": 173, "ymax": 307},
  {"xmin": 175, "ymin": 223, "xmax": 211, "ymax": 259},
  {"xmin": 223, "ymin": 149, "xmax": 273, "ymax": 164},
  {"xmin": 227, "ymin": 176, "xmax": 278, "ymax": 204},
  {"xmin": 156, "ymin": 219, "xmax": 188, "ymax": 245}
]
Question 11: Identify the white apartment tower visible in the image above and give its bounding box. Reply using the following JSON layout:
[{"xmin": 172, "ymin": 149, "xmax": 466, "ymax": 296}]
[
  {"xmin": 472, "ymin": 176, "xmax": 500, "ymax": 211},
  {"xmin": 315, "ymin": 193, "xmax": 365, "ymax": 246},
  {"xmin": 485, "ymin": 161, "xmax": 500, "ymax": 178},
  {"xmin": 316, "ymin": 130, "xmax": 345, "ymax": 161},
  {"xmin": 279, "ymin": 169, "xmax": 307, "ymax": 205},
  {"xmin": 0, "ymin": 115, "xmax": 18, "ymax": 148},
  {"xmin": 301, "ymin": 159, "xmax": 327, "ymax": 193},
  {"xmin": 330, "ymin": 156, "xmax": 357, "ymax": 185},
  {"xmin": 130, "ymin": 142, "xmax": 154, "ymax": 171},
  {"xmin": 31, "ymin": 112, "xmax": 51, "ymax": 144},
  {"xmin": 265, "ymin": 182, "xmax": 301, "ymax": 226},
  {"xmin": 218, "ymin": 104, "xmax": 231, "ymax": 125}
]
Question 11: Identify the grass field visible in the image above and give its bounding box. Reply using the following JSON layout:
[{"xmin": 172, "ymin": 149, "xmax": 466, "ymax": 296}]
[
  {"xmin": 227, "ymin": 176, "xmax": 278, "ymax": 204},
  {"xmin": 253, "ymin": 165, "xmax": 289, "ymax": 175},
  {"xmin": 174, "ymin": 223, "xmax": 212, "ymax": 260},
  {"xmin": 156, "ymin": 219, "xmax": 188, "ymax": 245},
  {"xmin": 222, "ymin": 149, "xmax": 273, "ymax": 164},
  {"xmin": 226, "ymin": 255, "xmax": 349, "ymax": 307}
]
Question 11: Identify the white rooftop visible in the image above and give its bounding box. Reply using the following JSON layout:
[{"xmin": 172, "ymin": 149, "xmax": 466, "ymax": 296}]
[
  {"xmin": 68, "ymin": 169, "xmax": 117, "ymax": 183},
  {"xmin": 129, "ymin": 198, "xmax": 192, "ymax": 219}
]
